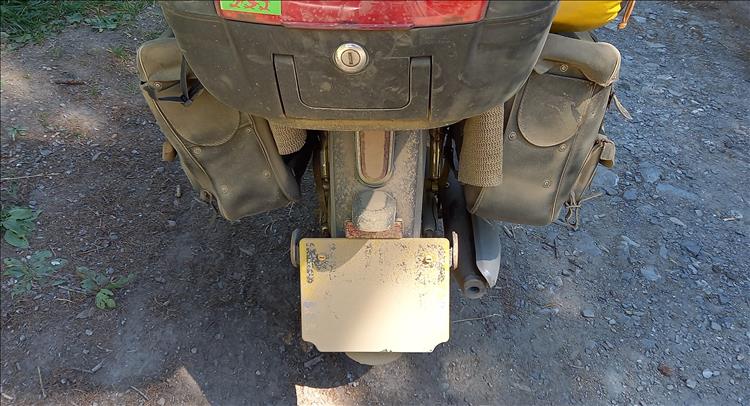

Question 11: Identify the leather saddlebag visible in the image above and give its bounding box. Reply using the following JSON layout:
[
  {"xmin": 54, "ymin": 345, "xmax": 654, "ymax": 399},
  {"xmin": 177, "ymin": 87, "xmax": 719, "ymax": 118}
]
[
  {"xmin": 137, "ymin": 37, "xmax": 299, "ymax": 221},
  {"xmin": 464, "ymin": 33, "xmax": 618, "ymax": 226}
]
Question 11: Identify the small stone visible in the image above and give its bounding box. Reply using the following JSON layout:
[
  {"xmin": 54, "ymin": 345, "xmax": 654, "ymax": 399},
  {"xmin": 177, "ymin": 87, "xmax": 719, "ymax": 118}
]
[
  {"xmin": 659, "ymin": 245, "xmax": 669, "ymax": 260},
  {"xmin": 553, "ymin": 276, "xmax": 563, "ymax": 287},
  {"xmin": 75, "ymin": 307, "xmax": 94, "ymax": 319},
  {"xmin": 668, "ymin": 217, "xmax": 687, "ymax": 227},
  {"xmin": 574, "ymin": 232, "xmax": 603, "ymax": 257},
  {"xmin": 667, "ymin": 384, "xmax": 674, "ymax": 390},
  {"xmin": 154, "ymin": 276, "xmax": 166, "ymax": 283},
  {"xmin": 681, "ymin": 240, "xmax": 702, "ymax": 257},
  {"xmin": 623, "ymin": 189, "xmax": 638, "ymax": 201},
  {"xmin": 562, "ymin": 269, "xmax": 573, "ymax": 277},
  {"xmin": 593, "ymin": 167, "xmax": 619, "ymax": 189},
  {"xmin": 535, "ymin": 283, "xmax": 545, "ymax": 291},
  {"xmin": 608, "ymin": 318, "xmax": 617, "ymax": 325},
  {"xmin": 621, "ymin": 235, "xmax": 641, "ymax": 248},
  {"xmin": 255, "ymin": 370, "xmax": 262, "ymax": 376},
  {"xmin": 84, "ymin": 329, "xmax": 93, "ymax": 336},
  {"xmin": 157, "ymin": 398, "xmax": 166, "ymax": 406},
  {"xmin": 640, "ymin": 265, "xmax": 661, "ymax": 282},
  {"xmin": 711, "ymin": 321, "xmax": 722, "ymax": 331},
  {"xmin": 702, "ymin": 369, "xmax": 713, "ymax": 379},
  {"xmin": 191, "ymin": 347, "xmax": 197, "ymax": 354},
  {"xmin": 581, "ymin": 307, "xmax": 595, "ymax": 318},
  {"xmin": 656, "ymin": 183, "xmax": 698, "ymax": 201},
  {"xmin": 639, "ymin": 163, "xmax": 662, "ymax": 184},
  {"xmin": 166, "ymin": 220, "xmax": 177, "ymax": 227},
  {"xmin": 686, "ymin": 379, "xmax": 698, "ymax": 389}
]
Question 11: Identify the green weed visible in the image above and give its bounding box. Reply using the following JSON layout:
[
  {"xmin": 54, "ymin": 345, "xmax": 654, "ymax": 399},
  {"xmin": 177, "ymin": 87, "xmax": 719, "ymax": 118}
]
[
  {"xmin": 1, "ymin": 206, "xmax": 40, "ymax": 248},
  {"xmin": 6, "ymin": 125, "xmax": 27, "ymax": 141},
  {"xmin": 77, "ymin": 267, "xmax": 134, "ymax": 310},
  {"xmin": 108, "ymin": 45, "xmax": 128, "ymax": 61},
  {"xmin": 87, "ymin": 85, "xmax": 102, "ymax": 98},
  {"xmin": 47, "ymin": 45, "xmax": 63, "ymax": 59},
  {"xmin": 0, "ymin": 0, "xmax": 152, "ymax": 47},
  {"xmin": 2, "ymin": 251, "xmax": 67, "ymax": 296}
]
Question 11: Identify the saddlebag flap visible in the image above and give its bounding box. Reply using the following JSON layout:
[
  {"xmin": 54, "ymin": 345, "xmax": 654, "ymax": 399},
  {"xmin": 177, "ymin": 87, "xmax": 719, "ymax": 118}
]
[
  {"xmin": 464, "ymin": 34, "xmax": 618, "ymax": 226},
  {"xmin": 137, "ymin": 37, "xmax": 299, "ymax": 221}
]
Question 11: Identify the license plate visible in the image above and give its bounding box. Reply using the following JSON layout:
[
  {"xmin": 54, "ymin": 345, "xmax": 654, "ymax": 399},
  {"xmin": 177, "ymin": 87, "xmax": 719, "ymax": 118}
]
[{"xmin": 300, "ymin": 238, "xmax": 450, "ymax": 353}]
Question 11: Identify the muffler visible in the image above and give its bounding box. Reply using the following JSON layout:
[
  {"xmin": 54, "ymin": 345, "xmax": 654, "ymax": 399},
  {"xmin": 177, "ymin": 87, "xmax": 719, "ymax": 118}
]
[{"xmin": 438, "ymin": 171, "xmax": 489, "ymax": 299}]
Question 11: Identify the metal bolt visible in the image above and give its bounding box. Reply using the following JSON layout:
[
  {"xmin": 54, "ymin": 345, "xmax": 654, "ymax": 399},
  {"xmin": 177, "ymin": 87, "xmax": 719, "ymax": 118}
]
[
  {"xmin": 246, "ymin": 128, "xmax": 254, "ymax": 135},
  {"xmin": 317, "ymin": 254, "xmax": 327, "ymax": 261},
  {"xmin": 423, "ymin": 255, "xmax": 433, "ymax": 265},
  {"xmin": 560, "ymin": 64, "xmax": 569, "ymax": 72},
  {"xmin": 262, "ymin": 169, "xmax": 271, "ymax": 178},
  {"xmin": 192, "ymin": 147, "xmax": 202, "ymax": 155},
  {"xmin": 558, "ymin": 144, "xmax": 568, "ymax": 152},
  {"xmin": 153, "ymin": 82, "xmax": 162, "ymax": 89},
  {"xmin": 543, "ymin": 179, "xmax": 552, "ymax": 188},
  {"xmin": 220, "ymin": 185, "xmax": 230, "ymax": 195},
  {"xmin": 508, "ymin": 131, "xmax": 517, "ymax": 141}
]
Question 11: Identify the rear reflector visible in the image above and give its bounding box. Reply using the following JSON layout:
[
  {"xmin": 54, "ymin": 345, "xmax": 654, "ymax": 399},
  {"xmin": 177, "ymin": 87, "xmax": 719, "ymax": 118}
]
[{"xmin": 215, "ymin": 0, "xmax": 488, "ymax": 29}]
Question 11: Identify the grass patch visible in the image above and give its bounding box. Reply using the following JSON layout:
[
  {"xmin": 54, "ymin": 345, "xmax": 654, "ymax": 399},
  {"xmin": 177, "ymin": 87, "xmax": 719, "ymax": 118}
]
[
  {"xmin": 107, "ymin": 45, "xmax": 128, "ymax": 61},
  {"xmin": 1, "ymin": 0, "xmax": 152, "ymax": 47}
]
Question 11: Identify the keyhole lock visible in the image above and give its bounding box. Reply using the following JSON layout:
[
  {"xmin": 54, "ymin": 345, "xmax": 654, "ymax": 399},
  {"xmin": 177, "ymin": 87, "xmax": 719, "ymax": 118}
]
[{"xmin": 333, "ymin": 43, "xmax": 368, "ymax": 74}]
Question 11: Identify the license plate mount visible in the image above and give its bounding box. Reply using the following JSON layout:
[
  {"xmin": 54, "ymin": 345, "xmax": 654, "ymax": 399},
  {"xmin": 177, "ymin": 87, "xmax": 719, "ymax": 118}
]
[{"xmin": 299, "ymin": 238, "xmax": 450, "ymax": 353}]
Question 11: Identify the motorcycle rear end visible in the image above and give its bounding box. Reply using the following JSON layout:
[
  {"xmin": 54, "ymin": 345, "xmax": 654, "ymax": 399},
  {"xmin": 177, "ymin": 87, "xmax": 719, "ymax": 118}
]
[{"xmin": 138, "ymin": 0, "xmax": 624, "ymax": 364}]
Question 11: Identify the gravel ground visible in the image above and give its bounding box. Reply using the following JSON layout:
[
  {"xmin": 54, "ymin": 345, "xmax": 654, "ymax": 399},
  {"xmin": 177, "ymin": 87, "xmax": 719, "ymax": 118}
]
[{"xmin": 1, "ymin": 1, "xmax": 748, "ymax": 405}]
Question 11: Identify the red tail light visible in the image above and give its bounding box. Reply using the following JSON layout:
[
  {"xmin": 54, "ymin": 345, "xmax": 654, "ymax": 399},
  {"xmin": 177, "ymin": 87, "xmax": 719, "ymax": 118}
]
[{"xmin": 215, "ymin": 0, "xmax": 488, "ymax": 29}]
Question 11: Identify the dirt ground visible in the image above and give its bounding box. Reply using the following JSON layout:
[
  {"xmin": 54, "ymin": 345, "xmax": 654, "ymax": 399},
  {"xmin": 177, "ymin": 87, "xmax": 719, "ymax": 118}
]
[{"xmin": 1, "ymin": 1, "xmax": 748, "ymax": 405}]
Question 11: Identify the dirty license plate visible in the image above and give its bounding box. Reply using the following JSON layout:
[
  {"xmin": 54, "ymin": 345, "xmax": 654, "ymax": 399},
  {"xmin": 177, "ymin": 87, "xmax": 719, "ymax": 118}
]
[{"xmin": 299, "ymin": 238, "xmax": 450, "ymax": 353}]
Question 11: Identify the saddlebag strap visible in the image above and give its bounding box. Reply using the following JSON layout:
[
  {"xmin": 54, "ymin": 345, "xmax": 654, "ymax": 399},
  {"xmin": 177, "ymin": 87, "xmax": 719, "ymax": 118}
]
[{"xmin": 157, "ymin": 56, "xmax": 204, "ymax": 106}]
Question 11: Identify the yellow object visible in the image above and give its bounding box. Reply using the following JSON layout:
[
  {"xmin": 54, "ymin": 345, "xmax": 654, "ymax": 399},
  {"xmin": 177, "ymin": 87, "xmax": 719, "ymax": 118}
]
[{"xmin": 551, "ymin": 0, "xmax": 622, "ymax": 32}]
